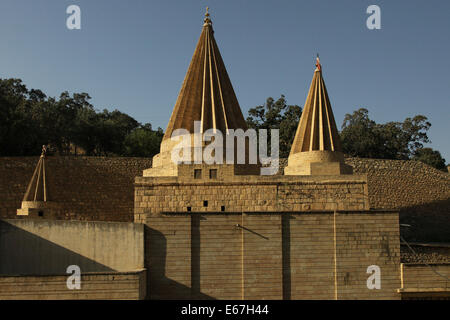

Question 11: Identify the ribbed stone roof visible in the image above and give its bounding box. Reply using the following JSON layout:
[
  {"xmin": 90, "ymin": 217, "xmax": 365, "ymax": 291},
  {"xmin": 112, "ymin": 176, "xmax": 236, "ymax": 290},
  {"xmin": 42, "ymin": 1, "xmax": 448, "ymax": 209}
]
[
  {"xmin": 163, "ymin": 8, "xmax": 247, "ymax": 141},
  {"xmin": 290, "ymin": 57, "xmax": 342, "ymax": 155},
  {"xmin": 22, "ymin": 146, "xmax": 48, "ymax": 202}
]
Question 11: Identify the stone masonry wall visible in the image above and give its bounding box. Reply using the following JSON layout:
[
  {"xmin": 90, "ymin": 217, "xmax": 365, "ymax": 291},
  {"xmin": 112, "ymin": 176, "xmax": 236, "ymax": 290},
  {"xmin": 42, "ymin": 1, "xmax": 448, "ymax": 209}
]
[
  {"xmin": 0, "ymin": 157, "xmax": 152, "ymax": 221},
  {"xmin": 0, "ymin": 270, "xmax": 146, "ymax": 300},
  {"xmin": 136, "ymin": 171, "xmax": 400, "ymax": 300},
  {"xmin": 343, "ymin": 158, "xmax": 450, "ymax": 243},
  {"xmin": 400, "ymin": 263, "xmax": 450, "ymax": 300},
  {"xmin": 141, "ymin": 211, "xmax": 400, "ymax": 300},
  {"xmin": 0, "ymin": 156, "xmax": 447, "ymax": 241},
  {"xmin": 279, "ymin": 158, "xmax": 449, "ymax": 242}
]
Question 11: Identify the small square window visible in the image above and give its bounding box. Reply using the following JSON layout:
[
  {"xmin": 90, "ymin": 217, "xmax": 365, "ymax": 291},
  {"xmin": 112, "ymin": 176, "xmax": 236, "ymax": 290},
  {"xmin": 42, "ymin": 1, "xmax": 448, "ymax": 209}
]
[
  {"xmin": 203, "ymin": 201, "xmax": 208, "ymax": 207},
  {"xmin": 221, "ymin": 206, "xmax": 225, "ymax": 212},
  {"xmin": 194, "ymin": 169, "xmax": 202, "ymax": 179},
  {"xmin": 187, "ymin": 206, "xmax": 192, "ymax": 212},
  {"xmin": 209, "ymin": 169, "xmax": 217, "ymax": 179}
]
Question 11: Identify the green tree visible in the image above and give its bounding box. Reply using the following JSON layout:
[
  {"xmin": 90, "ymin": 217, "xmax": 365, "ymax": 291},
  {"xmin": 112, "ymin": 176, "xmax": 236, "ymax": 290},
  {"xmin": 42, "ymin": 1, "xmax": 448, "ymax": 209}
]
[
  {"xmin": 340, "ymin": 108, "xmax": 386, "ymax": 158},
  {"xmin": 341, "ymin": 108, "xmax": 432, "ymax": 160},
  {"xmin": 0, "ymin": 79, "xmax": 44, "ymax": 156},
  {"xmin": 123, "ymin": 124, "xmax": 163, "ymax": 157},
  {"xmin": 412, "ymin": 148, "xmax": 447, "ymax": 171},
  {"xmin": 96, "ymin": 109, "xmax": 139, "ymax": 156},
  {"xmin": 246, "ymin": 95, "xmax": 302, "ymax": 158},
  {"xmin": 0, "ymin": 77, "xmax": 161, "ymax": 157}
]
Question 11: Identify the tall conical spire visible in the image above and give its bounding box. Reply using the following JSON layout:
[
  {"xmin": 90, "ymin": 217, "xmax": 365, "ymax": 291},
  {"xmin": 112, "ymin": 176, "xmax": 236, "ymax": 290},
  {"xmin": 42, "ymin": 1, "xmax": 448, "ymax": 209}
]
[
  {"xmin": 162, "ymin": 7, "xmax": 247, "ymax": 141},
  {"xmin": 285, "ymin": 58, "xmax": 352, "ymax": 175},
  {"xmin": 144, "ymin": 9, "xmax": 255, "ymax": 177}
]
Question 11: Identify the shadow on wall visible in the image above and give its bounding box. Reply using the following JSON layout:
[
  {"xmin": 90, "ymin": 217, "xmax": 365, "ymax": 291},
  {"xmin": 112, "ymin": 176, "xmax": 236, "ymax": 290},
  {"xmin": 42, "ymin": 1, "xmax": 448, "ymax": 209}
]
[
  {"xmin": 0, "ymin": 220, "xmax": 114, "ymax": 275},
  {"xmin": 400, "ymin": 198, "xmax": 450, "ymax": 243},
  {"xmin": 144, "ymin": 225, "xmax": 214, "ymax": 300}
]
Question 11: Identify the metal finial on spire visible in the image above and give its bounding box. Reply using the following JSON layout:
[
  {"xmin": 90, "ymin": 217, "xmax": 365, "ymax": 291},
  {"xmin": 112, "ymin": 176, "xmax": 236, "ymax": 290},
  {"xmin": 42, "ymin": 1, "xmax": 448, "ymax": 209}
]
[
  {"xmin": 315, "ymin": 54, "xmax": 322, "ymax": 72},
  {"xmin": 41, "ymin": 145, "xmax": 47, "ymax": 157},
  {"xmin": 203, "ymin": 6, "xmax": 212, "ymax": 26}
]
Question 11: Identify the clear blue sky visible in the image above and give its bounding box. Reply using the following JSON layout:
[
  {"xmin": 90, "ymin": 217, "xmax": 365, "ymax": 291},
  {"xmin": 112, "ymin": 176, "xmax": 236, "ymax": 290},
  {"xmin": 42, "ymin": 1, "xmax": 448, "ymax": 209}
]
[{"xmin": 0, "ymin": 0, "xmax": 449, "ymax": 161}]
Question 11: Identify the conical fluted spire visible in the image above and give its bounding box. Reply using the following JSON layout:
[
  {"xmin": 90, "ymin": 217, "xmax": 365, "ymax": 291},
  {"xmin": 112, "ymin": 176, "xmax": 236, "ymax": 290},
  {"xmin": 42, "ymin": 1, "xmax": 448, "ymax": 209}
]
[
  {"xmin": 23, "ymin": 146, "xmax": 48, "ymax": 202},
  {"xmin": 163, "ymin": 8, "xmax": 247, "ymax": 141},
  {"xmin": 290, "ymin": 57, "xmax": 342, "ymax": 155},
  {"xmin": 285, "ymin": 58, "xmax": 352, "ymax": 175}
]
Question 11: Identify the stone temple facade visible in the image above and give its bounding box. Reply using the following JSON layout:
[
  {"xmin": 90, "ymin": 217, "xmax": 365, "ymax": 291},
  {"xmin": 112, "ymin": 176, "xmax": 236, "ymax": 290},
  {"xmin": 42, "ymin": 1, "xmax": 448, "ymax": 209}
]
[
  {"xmin": 134, "ymin": 11, "xmax": 402, "ymax": 300},
  {"xmin": 1, "ymin": 10, "xmax": 448, "ymax": 300}
]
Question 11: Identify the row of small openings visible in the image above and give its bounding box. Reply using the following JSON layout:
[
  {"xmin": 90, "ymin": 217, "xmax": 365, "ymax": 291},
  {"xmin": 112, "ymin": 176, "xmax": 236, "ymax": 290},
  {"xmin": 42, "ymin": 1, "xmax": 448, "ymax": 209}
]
[
  {"xmin": 194, "ymin": 169, "xmax": 217, "ymax": 179},
  {"xmin": 186, "ymin": 204, "xmax": 226, "ymax": 212}
]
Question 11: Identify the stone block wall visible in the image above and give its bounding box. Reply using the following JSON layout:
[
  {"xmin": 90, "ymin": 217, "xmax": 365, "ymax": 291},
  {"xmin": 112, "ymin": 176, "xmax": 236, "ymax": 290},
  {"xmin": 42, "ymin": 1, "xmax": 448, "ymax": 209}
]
[
  {"xmin": 343, "ymin": 158, "xmax": 450, "ymax": 243},
  {"xmin": 141, "ymin": 211, "xmax": 400, "ymax": 300},
  {"xmin": 0, "ymin": 156, "xmax": 447, "ymax": 242},
  {"xmin": 279, "ymin": 157, "xmax": 450, "ymax": 242},
  {"xmin": 400, "ymin": 263, "xmax": 450, "ymax": 299},
  {"xmin": 136, "ymin": 171, "xmax": 400, "ymax": 300},
  {"xmin": 134, "ymin": 173, "xmax": 370, "ymax": 223},
  {"xmin": 0, "ymin": 157, "xmax": 152, "ymax": 221},
  {"xmin": 0, "ymin": 270, "xmax": 146, "ymax": 300}
]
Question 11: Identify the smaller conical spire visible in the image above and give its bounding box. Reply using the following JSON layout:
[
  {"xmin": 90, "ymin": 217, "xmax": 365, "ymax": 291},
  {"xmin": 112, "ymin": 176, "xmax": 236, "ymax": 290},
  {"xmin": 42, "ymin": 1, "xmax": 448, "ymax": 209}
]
[
  {"xmin": 290, "ymin": 57, "xmax": 341, "ymax": 154},
  {"xmin": 17, "ymin": 145, "xmax": 58, "ymax": 217},
  {"xmin": 284, "ymin": 58, "xmax": 352, "ymax": 175},
  {"xmin": 23, "ymin": 145, "xmax": 48, "ymax": 202}
]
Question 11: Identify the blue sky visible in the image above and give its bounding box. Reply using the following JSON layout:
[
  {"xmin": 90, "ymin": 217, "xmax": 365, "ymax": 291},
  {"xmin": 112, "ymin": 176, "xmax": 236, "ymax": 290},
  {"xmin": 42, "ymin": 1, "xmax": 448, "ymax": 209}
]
[{"xmin": 0, "ymin": 0, "xmax": 449, "ymax": 161}]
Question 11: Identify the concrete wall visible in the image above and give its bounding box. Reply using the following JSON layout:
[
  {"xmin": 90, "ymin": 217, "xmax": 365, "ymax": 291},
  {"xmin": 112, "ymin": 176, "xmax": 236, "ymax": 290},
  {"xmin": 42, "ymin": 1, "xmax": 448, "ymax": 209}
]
[
  {"xmin": 0, "ymin": 219, "xmax": 144, "ymax": 275},
  {"xmin": 0, "ymin": 270, "xmax": 146, "ymax": 300}
]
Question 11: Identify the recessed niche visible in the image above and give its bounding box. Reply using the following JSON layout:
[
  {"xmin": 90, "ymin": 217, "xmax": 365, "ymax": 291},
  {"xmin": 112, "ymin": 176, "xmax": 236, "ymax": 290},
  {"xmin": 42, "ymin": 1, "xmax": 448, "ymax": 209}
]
[
  {"xmin": 187, "ymin": 206, "xmax": 192, "ymax": 212},
  {"xmin": 194, "ymin": 169, "xmax": 202, "ymax": 179},
  {"xmin": 221, "ymin": 206, "xmax": 225, "ymax": 212},
  {"xmin": 203, "ymin": 201, "xmax": 208, "ymax": 207},
  {"xmin": 209, "ymin": 169, "xmax": 217, "ymax": 179}
]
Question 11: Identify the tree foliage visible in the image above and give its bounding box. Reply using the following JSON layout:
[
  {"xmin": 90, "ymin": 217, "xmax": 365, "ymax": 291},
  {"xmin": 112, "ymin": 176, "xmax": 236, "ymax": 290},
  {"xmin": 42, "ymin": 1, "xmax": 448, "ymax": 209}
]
[
  {"xmin": 246, "ymin": 95, "xmax": 302, "ymax": 158},
  {"xmin": 340, "ymin": 108, "xmax": 432, "ymax": 160},
  {"xmin": 124, "ymin": 124, "xmax": 164, "ymax": 157},
  {"xmin": 0, "ymin": 78, "xmax": 162, "ymax": 157},
  {"xmin": 412, "ymin": 147, "xmax": 447, "ymax": 171},
  {"xmin": 2, "ymin": 79, "xmax": 446, "ymax": 171},
  {"xmin": 245, "ymin": 98, "xmax": 446, "ymax": 171}
]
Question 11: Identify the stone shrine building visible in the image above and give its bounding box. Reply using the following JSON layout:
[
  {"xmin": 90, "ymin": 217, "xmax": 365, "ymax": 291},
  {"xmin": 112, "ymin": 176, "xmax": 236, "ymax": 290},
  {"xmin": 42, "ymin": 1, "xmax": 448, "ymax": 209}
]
[
  {"xmin": 134, "ymin": 11, "xmax": 401, "ymax": 300},
  {"xmin": 0, "ymin": 9, "xmax": 448, "ymax": 300}
]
